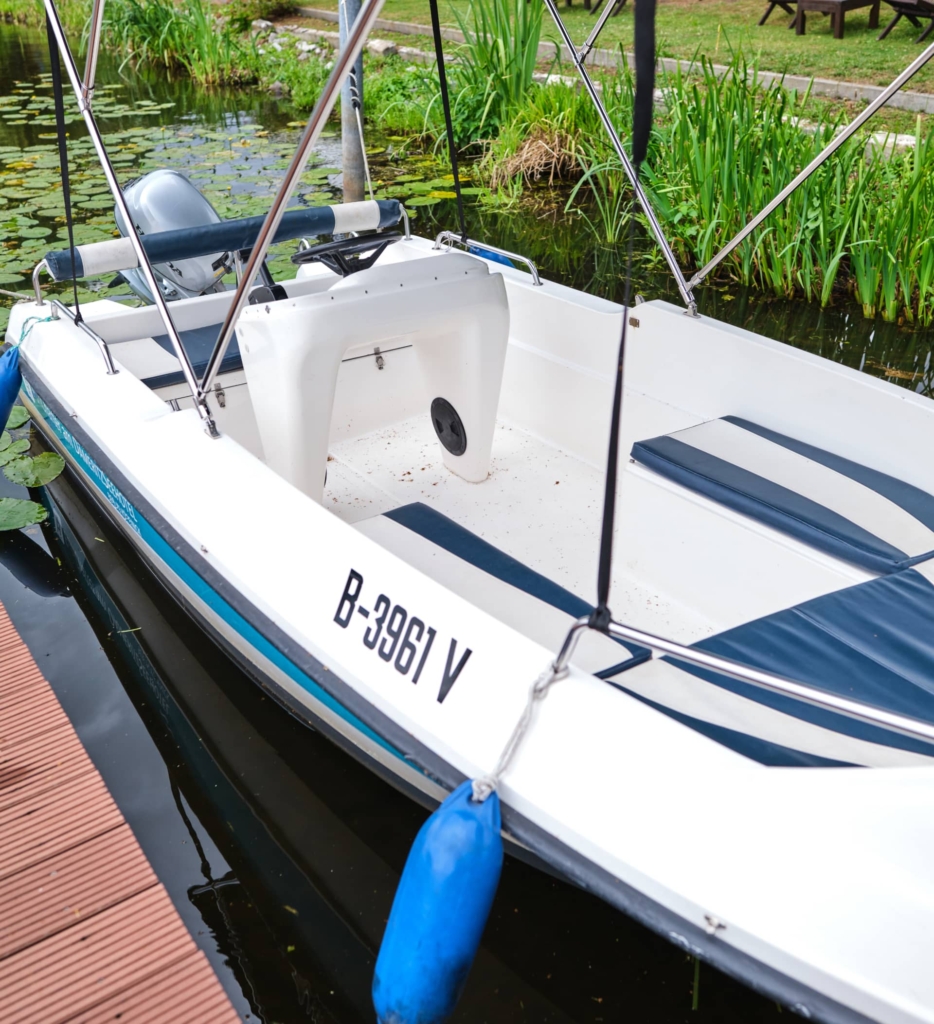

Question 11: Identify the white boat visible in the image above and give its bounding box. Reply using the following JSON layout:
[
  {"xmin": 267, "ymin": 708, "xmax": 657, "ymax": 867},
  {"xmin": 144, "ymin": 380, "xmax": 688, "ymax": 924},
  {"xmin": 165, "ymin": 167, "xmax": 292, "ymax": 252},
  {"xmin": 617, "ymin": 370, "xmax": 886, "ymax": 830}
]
[{"xmin": 9, "ymin": 1, "xmax": 934, "ymax": 1021}]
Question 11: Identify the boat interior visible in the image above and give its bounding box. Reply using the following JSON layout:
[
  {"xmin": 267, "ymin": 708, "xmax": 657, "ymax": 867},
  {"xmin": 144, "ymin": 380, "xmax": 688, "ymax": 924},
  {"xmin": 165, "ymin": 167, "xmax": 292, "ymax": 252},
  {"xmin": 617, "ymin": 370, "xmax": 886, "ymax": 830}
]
[{"xmin": 34, "ymin": 186, "xmax": 934, "ymax": 769}]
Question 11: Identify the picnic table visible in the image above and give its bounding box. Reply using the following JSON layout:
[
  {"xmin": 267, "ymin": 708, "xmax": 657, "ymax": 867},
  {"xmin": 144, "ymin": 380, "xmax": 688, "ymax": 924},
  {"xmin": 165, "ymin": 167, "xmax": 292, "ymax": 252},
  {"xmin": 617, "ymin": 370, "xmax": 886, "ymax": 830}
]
[{"xmin": 795, "ymin": 0, "xmax": 881, "ymax": 37}]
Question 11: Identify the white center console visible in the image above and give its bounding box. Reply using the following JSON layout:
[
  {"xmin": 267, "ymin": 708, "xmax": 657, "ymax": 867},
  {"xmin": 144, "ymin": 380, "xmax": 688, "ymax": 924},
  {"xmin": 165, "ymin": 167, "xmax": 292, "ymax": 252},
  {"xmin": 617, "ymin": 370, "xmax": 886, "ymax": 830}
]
[{"xmin": 236, "ymin": 251, "xmax": 510, "ymax": 501}]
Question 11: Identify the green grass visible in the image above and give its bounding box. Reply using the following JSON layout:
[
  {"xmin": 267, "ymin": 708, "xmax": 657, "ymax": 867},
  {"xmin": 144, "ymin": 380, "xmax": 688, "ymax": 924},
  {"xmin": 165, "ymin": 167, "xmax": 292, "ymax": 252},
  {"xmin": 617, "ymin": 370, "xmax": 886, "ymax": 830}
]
[
  {"xmin": 486, "ymin": 55, "xmax": 934, "ymax": 323},
  {"xmin": 0, "ymin": 0, "xmax": 89, "ymax": 30},
  {"xmin": 305, "ymin": 0, "xmax": 934, "ymax": 93},
  {"xmin": 104, "ymin": 0, "xmax": 261, "ymax": 85}
]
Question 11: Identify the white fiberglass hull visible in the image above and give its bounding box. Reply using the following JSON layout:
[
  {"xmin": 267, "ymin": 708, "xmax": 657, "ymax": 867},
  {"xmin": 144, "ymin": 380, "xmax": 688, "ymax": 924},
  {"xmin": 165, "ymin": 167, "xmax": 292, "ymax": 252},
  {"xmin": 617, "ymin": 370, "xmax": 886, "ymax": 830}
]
[{"xmin": 10, "ymin": 238, "xmax": 934, "ymax": 1024}]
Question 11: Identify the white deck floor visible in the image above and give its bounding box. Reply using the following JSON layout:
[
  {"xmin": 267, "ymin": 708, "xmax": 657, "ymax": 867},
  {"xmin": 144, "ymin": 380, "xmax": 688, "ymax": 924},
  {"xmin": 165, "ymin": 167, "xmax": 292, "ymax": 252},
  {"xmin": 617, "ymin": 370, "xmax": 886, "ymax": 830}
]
[{"xmin": 325, "ymin": 413, "xmax": 715, "ymax": 643}]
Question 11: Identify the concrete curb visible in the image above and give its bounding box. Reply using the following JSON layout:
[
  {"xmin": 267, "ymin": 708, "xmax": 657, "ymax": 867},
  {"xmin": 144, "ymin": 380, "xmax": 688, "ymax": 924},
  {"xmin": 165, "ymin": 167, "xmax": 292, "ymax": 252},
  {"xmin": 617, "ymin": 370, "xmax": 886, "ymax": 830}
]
[{"xmin": 295, "ymin": 5, "xmax": 934, "ymax": 113}]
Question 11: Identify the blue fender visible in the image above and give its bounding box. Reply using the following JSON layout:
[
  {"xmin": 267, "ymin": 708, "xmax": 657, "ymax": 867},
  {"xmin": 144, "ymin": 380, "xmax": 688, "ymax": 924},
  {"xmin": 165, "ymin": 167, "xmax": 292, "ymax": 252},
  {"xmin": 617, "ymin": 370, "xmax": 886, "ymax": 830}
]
[
  {"xmin": 0, "ymin": 346, "xmax": 22, "ymax": 433},
  {"xmin": 373, "ymin": 780, "xmax": 504, "ymax": 1023}
]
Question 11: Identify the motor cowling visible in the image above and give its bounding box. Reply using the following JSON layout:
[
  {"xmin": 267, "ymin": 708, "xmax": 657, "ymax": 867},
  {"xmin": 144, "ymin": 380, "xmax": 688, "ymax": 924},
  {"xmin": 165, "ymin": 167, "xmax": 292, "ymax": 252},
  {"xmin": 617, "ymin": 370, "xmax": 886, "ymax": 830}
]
[{"xmin": 114, "ymin": 169, "xmax": 230, "ymax": 303}]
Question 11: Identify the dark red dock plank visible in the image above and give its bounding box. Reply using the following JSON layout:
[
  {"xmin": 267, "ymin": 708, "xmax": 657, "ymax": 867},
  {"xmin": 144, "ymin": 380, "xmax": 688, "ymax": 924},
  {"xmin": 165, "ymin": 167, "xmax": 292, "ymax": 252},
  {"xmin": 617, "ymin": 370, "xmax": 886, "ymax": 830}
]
[{"xmin": 0, "ymin": 600, "xmax": 240, "ymax": 1023}]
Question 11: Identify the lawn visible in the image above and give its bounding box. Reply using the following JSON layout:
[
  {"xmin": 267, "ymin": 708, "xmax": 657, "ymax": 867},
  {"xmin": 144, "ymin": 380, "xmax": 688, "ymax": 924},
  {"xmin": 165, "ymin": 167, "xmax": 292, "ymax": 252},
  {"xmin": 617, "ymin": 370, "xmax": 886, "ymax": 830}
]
[{"xmin": 301, "ymin": 0, "xmax": 934, "ymax": 92}]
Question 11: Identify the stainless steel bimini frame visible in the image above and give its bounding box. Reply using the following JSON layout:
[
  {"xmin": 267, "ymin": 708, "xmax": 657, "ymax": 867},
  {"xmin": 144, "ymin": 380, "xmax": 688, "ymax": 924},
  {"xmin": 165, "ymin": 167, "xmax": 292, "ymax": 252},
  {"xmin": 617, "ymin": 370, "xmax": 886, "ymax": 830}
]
[
  {"xmin": 542, "ymin": 3, "xmax": 934, "ymax": 313},
  {"xmin": 44, "ymin": 0, "xmax": 218, "ymax": 433},
  {"xmin": 198, "ymin": 0, "xmax": 387, "ymax": 402},
  {"xmin": 689, "ymin": 38, "xmax": 934, "ymax": 291},
  {"xmin": 541, "ymin": 0, "xmax": 699, "ymax": 315},
  {"xmin": 43, "ymin": 0, "xmax": 387, "ymax": 436},
  {"xmin": 551, "ymin": 617, "xmax": 934, "ymax": 749}
]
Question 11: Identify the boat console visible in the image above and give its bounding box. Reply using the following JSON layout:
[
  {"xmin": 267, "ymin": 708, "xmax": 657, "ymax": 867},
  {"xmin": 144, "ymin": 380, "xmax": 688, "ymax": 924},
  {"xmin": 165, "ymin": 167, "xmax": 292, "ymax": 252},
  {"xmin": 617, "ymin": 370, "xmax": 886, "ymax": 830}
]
[{"xmin": 236, "ymin": 250, "xmax": 510, "ymax": 501}]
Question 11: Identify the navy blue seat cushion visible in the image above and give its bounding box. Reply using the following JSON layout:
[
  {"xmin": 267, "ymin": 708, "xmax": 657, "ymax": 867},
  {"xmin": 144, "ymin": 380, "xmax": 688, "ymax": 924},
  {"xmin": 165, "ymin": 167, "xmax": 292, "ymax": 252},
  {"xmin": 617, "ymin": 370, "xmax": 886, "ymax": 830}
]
[
  {"xmin": 608, "ymin": 566, "xmax": 934, "ymax": 766},
  {"xmin": 631, "ymin": 415, "xmax": 934, "ymax": 574},
  {"xmin": 384, "ymin": 502, "xmax": 650, "ymax": 675},
  {"xmin": 145, "ymin": 324, "xmax": 242, "ymax": 389}
]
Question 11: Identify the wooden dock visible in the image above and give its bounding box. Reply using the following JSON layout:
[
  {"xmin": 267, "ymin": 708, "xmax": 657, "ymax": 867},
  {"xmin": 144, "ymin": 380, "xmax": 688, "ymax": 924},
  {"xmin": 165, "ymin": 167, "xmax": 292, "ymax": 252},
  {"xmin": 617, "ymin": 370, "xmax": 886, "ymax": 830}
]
[{"xmin": 0, "ymin": 600, "xmax": 241, "ymax": 1024}]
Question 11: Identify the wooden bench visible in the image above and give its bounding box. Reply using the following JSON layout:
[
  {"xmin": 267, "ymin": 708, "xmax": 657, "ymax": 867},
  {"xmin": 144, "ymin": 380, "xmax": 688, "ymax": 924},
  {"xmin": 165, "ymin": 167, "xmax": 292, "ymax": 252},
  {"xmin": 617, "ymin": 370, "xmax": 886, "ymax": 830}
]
[
  {"xmin": 760, "ymin": 0, "xmax": 799, "ymax": 26},
  {"xmin": 879, "ymin": 0, "xmax": 934, "ymax": 40},
  {"xmin": 795, "ymin": 0, "xmax": 881, "ymax": 37}
]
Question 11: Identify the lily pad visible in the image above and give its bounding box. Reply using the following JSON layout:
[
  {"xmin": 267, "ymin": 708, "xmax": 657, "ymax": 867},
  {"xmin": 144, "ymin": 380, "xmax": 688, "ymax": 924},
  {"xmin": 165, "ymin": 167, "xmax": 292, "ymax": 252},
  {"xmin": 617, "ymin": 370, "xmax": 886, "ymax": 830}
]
[
  {"xmin": 5, "ymin": 451, "xmax": 64, "ymax": 487},
  {"xmin": 0, "ymin": 439, "xmax": 31, "ymax": 466},
  {"xmin": 0, "ymin": 497, "xmax": 47, "ymax": 531},
  {"xmin": 6, "ymin": 406, "xmax": 30, "ymax": 429},
  {"xmin": 0, "ymin": 431, "xmax": 9, "ymax": 451}
]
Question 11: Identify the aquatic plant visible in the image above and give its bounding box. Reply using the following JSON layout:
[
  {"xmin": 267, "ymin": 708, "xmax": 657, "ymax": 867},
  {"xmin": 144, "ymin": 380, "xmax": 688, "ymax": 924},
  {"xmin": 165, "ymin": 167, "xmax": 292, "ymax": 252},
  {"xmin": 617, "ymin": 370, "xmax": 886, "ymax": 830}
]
[
  {"xmin": 487, "ymin": 54, "xmax": 934, "ymax": 323},
  {"xmin": 447, "ymin": 0, "xmax": 544, "ymax": 144},
  {"xmin": 0, "ymin": 0, "xmax": 88, "ymax": 29},
  {"xmin": 104, "ymin": 0, "xmax": 259, "ymax": 86}
]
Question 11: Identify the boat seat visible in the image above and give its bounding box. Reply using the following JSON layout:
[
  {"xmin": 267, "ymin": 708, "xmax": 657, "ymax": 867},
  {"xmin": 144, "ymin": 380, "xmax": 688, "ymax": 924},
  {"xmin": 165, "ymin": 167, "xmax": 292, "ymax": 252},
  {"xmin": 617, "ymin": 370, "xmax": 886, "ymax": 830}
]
[
  {"xmin": 631, "ymin": 415, "xmax": 934, "ymax": 574},
  {"xmin": 356, "ymin": 502, "xmax": 650, "ymax": 678},
  {"xmin": 138, "ymin": 324, "xmax": 243, "ymax": 390},
  {"xmin": 607, "ymin": 562, "xmax": 934, "ymax": 767}
]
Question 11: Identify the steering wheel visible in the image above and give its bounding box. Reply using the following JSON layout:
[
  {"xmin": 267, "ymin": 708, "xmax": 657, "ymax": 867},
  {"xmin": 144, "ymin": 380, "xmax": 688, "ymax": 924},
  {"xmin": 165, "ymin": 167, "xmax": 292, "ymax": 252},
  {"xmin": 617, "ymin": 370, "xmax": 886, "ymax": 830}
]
[{"xmin": 291, "ymin": 233, "xmax": 401, "ymax": 277}]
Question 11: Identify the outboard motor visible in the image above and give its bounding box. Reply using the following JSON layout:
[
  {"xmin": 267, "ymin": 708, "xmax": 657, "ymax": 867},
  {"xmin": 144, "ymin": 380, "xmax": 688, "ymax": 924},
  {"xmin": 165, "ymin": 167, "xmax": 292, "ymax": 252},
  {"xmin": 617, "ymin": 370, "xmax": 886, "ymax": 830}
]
[{"xmin": 114, "ymin": 169, "xmax": 231, "ymax": 303}]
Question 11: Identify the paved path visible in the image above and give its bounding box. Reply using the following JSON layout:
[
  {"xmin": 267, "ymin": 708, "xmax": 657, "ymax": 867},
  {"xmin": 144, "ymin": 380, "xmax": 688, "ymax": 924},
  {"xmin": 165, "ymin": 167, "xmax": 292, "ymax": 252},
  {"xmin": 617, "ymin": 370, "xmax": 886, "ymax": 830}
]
[{"xmin": 0, "ymin": 600, "xmax": 240, "ymax": 1024}]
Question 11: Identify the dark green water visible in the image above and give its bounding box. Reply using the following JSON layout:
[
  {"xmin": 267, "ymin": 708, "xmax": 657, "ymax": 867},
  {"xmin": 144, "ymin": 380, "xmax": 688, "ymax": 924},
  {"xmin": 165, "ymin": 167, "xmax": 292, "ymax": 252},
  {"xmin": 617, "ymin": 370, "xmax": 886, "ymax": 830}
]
[{"xmin": 0, "ymin": 20, "xmax": 918, "ymax": 1023}]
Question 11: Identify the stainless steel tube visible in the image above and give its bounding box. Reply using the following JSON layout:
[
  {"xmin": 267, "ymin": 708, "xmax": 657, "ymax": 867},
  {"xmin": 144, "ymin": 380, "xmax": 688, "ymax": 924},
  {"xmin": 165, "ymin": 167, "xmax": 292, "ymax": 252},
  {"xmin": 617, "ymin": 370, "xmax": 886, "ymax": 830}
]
[
  {"xmin": 44, "ymin": 0, "xmax": 215, "ymax": 431},
  {"xmin": 82, "ymin": 0, "xmax": 106, "ymax": 104},
  {"xmin": 578, "ymin": 0, "xmax": 621, "ymax": 62},
  {"xmin": 433, "ymin": 230, "xmax": 543, "ymax": 285},
  {"xmin": 688, "ymin": 40, "xmax": 934, "ymax": 291},
  {"xmin": 607, "ymin": 618, "xmax": 934, "ymax": 747},
  {"xmin": 32, "ymin": 261, "xmax": 48, "ymax": 306},
  {"xmin": 50, "ymin": 298, "xmax": 117, "ymax": 374},
  {"xmin": 541, "ymin": 0, "xmax": 697, "ymax": 313},
  {"xmin": 198, "ymin": 0, "xmax": 388, "ymax": 402}
]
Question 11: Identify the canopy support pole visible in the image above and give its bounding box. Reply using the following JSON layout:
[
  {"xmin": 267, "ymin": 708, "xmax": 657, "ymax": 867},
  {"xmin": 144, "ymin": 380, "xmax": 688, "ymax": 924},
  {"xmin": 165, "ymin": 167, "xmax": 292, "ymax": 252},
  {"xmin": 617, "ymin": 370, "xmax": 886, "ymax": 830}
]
[
  {"xmin": 688, "ymin": 40, "xmax": 934, "ymax": 291},
  {"xmin": 540, "ymin": 0, "xmax": 697, "ymax": 314},
  {"xmin": 43, "ymin": 0, "xmax": 216, "ymax": 433},
  {"xmin": 82, "ymin": 0, "xmax": 105, "ymax": 105},
  {"xmin": 198, "ymin": 0, "xmax": 388, "ymax": 411}
]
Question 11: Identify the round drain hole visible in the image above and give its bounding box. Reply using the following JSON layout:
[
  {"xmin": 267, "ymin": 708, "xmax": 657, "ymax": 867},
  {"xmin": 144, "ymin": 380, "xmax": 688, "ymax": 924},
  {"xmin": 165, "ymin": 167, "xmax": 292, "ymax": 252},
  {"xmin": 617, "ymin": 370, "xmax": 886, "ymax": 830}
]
[{"xmin": 431, "ymin": 397, "xmax": 467, "ymax": 457}]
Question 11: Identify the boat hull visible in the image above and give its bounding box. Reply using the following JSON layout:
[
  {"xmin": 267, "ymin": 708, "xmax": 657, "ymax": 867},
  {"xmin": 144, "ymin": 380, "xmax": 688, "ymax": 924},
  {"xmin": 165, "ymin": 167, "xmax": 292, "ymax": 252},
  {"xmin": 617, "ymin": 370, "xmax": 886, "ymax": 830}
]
[{"xmin": 19, "ymin": 361, "xmax": 886, "ymax": 1024}]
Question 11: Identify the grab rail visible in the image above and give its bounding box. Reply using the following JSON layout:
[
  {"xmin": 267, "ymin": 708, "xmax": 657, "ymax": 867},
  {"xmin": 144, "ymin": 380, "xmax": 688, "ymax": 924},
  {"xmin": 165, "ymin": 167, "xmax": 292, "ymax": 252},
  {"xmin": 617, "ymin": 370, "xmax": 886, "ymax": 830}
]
[
  {"xmin": 433, "ymin": 231, "xmax": 542, "ymax": 286},
  {"xmin": 49, "ymin": 299, "xmax": 118, "ymax": 375},
  {"xmin": 552, "ymin": 616, "xmax": 934, "ymax": 749}
]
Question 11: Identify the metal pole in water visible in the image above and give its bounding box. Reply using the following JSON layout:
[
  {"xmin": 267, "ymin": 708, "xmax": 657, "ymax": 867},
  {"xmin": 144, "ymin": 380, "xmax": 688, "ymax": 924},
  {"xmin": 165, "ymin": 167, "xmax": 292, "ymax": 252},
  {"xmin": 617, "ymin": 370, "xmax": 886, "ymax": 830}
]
[{"xmin": 340, "ymin": 0, "xmax": 367, "ymax": 204}]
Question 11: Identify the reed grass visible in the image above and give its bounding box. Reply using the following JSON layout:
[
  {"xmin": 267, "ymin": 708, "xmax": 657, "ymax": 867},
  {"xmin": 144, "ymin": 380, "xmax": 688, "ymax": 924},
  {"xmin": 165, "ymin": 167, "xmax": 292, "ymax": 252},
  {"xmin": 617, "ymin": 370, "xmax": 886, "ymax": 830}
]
[
  {"xmin": 0, "ymin": 0, "xmax": 89, "ymax": 30},
  {"xmin": 104, "ymin": 0, "xmax": 259, "ymax": 85},
  {"xmin": 489, "ymin": 56, "xmax": 934, "ymax": 324},
  {"xmin": 447, "ymin": 0, "xmax": 542, "ymax": 143}
]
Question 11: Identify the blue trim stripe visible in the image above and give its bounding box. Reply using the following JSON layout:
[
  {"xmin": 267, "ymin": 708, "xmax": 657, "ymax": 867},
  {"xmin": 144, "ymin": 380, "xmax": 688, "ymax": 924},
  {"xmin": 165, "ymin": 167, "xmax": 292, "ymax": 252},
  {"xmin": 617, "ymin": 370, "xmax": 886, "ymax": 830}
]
[
  {"xmin": 385, "ymin": 502, "xmax": 651, "ymax": 675},
  {"xmin": 21, "ymin": 378, "xmax": 403, "ymax": 763},
  {"xmin": 677, "ymin": 566, "xmax": 934, "ymax": 759},
  {"xmin": 724, "ymin": 416, "xmax": 934, "ymax": 532},
  {"xmin": 632, "ymin": 434, "xmax": 915, "ymax": 574}
]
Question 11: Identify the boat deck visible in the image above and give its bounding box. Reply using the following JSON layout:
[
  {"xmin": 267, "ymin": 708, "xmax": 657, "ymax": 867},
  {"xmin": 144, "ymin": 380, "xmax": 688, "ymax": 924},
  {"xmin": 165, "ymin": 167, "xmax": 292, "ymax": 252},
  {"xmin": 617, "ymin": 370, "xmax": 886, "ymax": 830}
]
[
  {"xmin": 0, "ymin": 601, "xmax": 240, "ymax": 1024},
  {"xmin": 325, "ymin": 412, "xmax": 715, "ymax": 641}
]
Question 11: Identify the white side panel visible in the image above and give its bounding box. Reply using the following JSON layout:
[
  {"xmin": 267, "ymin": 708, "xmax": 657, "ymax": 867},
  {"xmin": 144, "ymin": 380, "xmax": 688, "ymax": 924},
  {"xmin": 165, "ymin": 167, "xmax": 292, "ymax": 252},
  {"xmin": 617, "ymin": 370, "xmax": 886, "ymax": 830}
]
[{"xmin": 626, "ymin": 301, "xmax": 934, "ymax": 496}]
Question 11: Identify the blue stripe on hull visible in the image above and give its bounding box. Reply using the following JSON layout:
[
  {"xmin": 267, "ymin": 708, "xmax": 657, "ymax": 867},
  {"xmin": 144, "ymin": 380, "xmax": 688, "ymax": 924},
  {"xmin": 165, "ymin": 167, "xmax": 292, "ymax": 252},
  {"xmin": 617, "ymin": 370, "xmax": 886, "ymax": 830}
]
[{"xmin": 21, "ymin": 377, "xmax": 404, "ymax": 764}]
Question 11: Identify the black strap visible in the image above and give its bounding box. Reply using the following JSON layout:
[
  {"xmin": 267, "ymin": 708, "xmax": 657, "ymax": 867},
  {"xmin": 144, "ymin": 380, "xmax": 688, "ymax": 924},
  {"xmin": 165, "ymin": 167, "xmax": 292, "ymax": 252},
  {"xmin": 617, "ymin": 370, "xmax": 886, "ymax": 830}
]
[
  {"xmin": 631, "ymin": 0, "xmax": 657, "ymax": 165},
  {"xmin": 427, "ymin": 0, "xmax": 468, "ymax": 243},
  {"xmin": 590, "ymin": 0, "xmax": 656, "ymax": 632},
  {"xmin": 46, "ymin": 19, "xmax": 82, "ymax": 322}
]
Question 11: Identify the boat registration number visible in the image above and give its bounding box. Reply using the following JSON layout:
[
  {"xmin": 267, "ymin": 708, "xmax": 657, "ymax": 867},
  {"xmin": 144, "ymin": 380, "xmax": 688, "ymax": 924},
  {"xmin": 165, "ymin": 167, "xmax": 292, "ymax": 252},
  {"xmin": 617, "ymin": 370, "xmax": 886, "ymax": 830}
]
[{"xmin": 334, "ymin": 569, "xmax": 472, "ymax": 703}]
